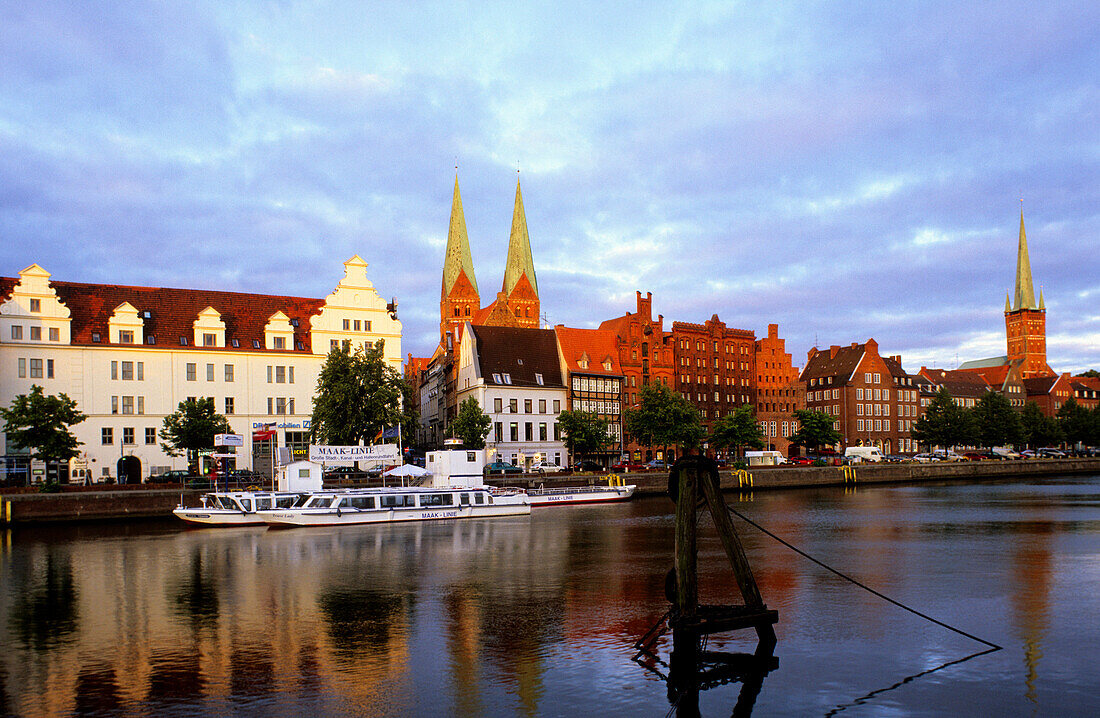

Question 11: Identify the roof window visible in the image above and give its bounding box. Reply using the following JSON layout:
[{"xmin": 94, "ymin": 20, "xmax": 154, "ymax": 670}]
[
  {"xmin": 535, "ymin": 373, "xmax": 544, "ymax": 386},
  {"xmin": 492, "ymin": 373, "xmax": 502, "ymax": 384},
  {"xmin": 295, "ymin": 341, "xmax": 304, "ymax": 350},
  {"xmin": 146, "ymin": 335, "xmax": 156, "ymax": 345},
  {"xmin": 290, "ymin": 318, "xmax": 299, "ymax": 327},
  {"xmin": 91, "ymin": 332, "xmax": 101, "ymax": 342},
  {"xmin": 253, "ymin": 339, "xmax": 261, "ymax": 349},
  {"xmin": 180, "ymin": 336, "xmax": 188, "ymax": 346},
  {"xmin": 502, "ymin": 373, "xmax": 512, "ymax": 385},
  {"xmin": 231, "ymin": 338, "xmax": 239, "ymax": 348}
]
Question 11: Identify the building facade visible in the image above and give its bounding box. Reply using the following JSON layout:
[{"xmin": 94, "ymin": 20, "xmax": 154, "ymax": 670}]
[
  {"xmin": 1, "ymin": 258, "xmax": 401, "ymax": 482},
  {"xmin": 753, "ymin": 323, "xmax": 806, "ymax": 456},
  {"xmin": 670, "ymin": 314, "xmax": 756, "ymax": 436},
  {"xmin": 554, "ymin": 325, "xmax": 625, "ymax": 466}
]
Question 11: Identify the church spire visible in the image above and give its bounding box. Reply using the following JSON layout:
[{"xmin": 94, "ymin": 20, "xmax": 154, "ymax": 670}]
[
  {"xmin": 442, "ymin": 175, "xmax": 478, "ymax": 298},
  {"xmin": 1012, "ymin": 208, "xmax": 1037, "ymax": 311},
  {"xmin": 502, "ymin": 177, "xmax": 538, "ymax": 297}
]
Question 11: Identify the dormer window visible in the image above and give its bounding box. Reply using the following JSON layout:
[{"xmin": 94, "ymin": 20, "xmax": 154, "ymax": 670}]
[
  {"xmin": 273, "ymin": 336, "xmax": 286, "ymax": 350},
  {"xmin": 203, "ymin": 333, "xmax": 216, "ymax": 347},
  {"xmin": 29, "ymin": 299, "xmax": 40, "ymax": 312},
  {"xmin": 119, "ymin": 330, "xmax": 134, "ymax": 344},
  {"xmin": 92, "ymin": 333, "xmax": 101, "ymax": 342}
]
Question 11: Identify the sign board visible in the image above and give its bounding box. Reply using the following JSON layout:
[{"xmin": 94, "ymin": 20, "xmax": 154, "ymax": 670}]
[
  {"xmin": 309, "ymin": 444, "xmax": 400, "ymax": 465},
  {"xmin": 215, "ymin": 433, "xmax": 245, "ymax": 447},
  {"xmin": 212, "ymin": 453, "xmax": 239, "ymax": 459}
]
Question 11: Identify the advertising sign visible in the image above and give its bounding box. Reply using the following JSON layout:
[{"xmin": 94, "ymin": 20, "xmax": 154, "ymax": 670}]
[
  {"xmin": 309, "ymin": 444, "xmax": 400, "ymax": 465},
  {"xmin": 215, "ymin": 433, "xmax": 245, "ymax": 447}
]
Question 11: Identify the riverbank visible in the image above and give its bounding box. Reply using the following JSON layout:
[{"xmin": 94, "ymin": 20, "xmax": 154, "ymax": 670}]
[{"xmin": 3, "ymin": 458, "xmax": 1098, "ymax": 524}]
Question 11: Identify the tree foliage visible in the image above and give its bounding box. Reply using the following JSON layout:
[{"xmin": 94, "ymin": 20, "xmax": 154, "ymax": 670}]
[
  {"xmin": 1019, "ymin": 401, "xmax": 1062, "ymax": 449},
  {"xmin": 787, "ymin": 409, "xmax": 841, "ymax": 453},
  {"xmin": 910, "ymin": 388, "xmax": 975, "ymax": 450},
  {"xmin": 971, "ymin": 391, "xmax": 1022, "ymax": 449},
  {"xmin": 451, "ymin": 398, "xmax": 492, "ymax": 449},
  {"xmin": 159, "ymin": 397, "xmax": 232, "ymax": 459},
  {"xmin": 310, "ymin": 341, "xmax": 404, "ymax": 446},
  {"xmin": 557, "ymin": 410, "xmax": 611, "ymax": 461},
  {"xmin": 624, "ymin": 382, "xmax": 705, "ymax": 453},
  {"xmin": 1055, "ymin": 398, "xmax": 1090, "ymax": 447},
  {"xmin": 709, "ymin": 404, "xmax": 764, "ymax": 456},
  {"xmin": 0, "ymin": 385, "xmax": 86, "ymax": 463}
]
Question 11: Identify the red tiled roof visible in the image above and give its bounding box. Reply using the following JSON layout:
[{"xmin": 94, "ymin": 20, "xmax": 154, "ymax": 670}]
[
  {"xmin": 2, "ymin": 276, "xmax": 323, "ymax": 352},
  {"xmin": 554, "ymin": 326, "xmax": 623, "ymax": 376},
  {"xmin": 800, "ymin": 344, "xmax": 865, "ymax": 383},
  {"xmin": 471, "ymin": 325, "xmax": 564, "ymax": 388}
]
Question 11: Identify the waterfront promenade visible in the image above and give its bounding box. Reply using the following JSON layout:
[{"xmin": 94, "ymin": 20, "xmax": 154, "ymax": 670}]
[{"xmin": 3, "ymin": 458, "xmax": 1098, "ymax": 524}]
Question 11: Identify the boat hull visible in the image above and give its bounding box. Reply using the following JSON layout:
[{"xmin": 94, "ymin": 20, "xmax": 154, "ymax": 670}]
[
  {"xmin": 172, "ymin": 508, "xmax": 268, "ymax": 526},
  {"xmin": 258, "ymin": 502, "xmax": 530, "ymax": 527},
  {"xmin": 526, "ymin": 485, "xmax": 636, "ymax": 506}
]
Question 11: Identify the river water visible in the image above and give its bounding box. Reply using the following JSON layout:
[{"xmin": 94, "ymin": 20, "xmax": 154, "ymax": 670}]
[{"xmin": 2, "ymin": 476, "xmax": 1099, "ymax": 717}]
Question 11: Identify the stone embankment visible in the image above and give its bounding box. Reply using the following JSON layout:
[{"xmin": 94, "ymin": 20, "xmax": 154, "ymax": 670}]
[{"xmin": 2, "ymin": 459, "xmax": 1098, "ymax": 525}]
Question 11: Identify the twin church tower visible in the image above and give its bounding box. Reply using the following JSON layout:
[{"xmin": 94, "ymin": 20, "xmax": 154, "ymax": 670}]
[{"xmin": 439, "ymin": 176, "xmax": 540, "ymax": 345}]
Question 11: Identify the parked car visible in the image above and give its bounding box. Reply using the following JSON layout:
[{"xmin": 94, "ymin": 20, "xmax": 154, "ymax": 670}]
[
  {"xmin": 147, "ymin": 469, "xmax": 194, "ymax": 484},
  {"xmin": 611, "ymin": 459, "xmax": 647, "ymax": 473},
  {"xmin": 1020, "ymin": 450, "xmax": 1036, "ymax": 459},
  {"xmin": 961, "ymin": 452, "xmax": 987, "ymax": 461},
  {"xmin": 529, "ymin": 461, "xmax": 565, "ymax": 474},
  {"xmin": 883, "ymin": 454, "xmax": 909, "ymax": 463},
  {"xmin": 912, "ymin": 453, "xmax": 941, "ymax": 463},
  {"xmin": 1037, "ymin": 448, "xmax": 1067, "ymax": 458},
  {"xmin": 485, "ymin": 461, "xmax": 523, "ymax": 475},
  {"xmin": 787, "ymin": 456, "xmax": 814, "ymax": 466},
  {"xmin": 646, "ymin": 459, "xmax": 669, "ymax": 470},
  {"xmin": 572, "ymin": 460, "xmax": 604, "ymax": 472}
]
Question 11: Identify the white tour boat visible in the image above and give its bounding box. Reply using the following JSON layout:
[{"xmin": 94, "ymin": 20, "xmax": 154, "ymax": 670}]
[
  {"xmin": 257, "ymin": 444, "xmax": 530, "ymax": 527},
  {"xmin": 172, "ymin": 490, "xmax": 304, "ymax": 526},
  {"xmin": 523, "ymin": 480, "xmax": 636, "ymax": 506}
]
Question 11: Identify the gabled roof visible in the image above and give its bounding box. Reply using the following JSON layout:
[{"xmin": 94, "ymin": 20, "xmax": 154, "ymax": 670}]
[
  {"xmin": 2, "ymin": 276, "xmax": 323, "ymax": 351},
  {"xmin": 800, "ymin": 343, "xmax": 865, "ymax": 383},
  {"xmin": 554, "ymin": 326, "xmax": 623, "ymax": 376},
  {"xmin": 919, "ymin": 368, "xmax": 993, "ymax": 399},
  {"xmin": 881, "ymin": 356, "xmax": 910, "ymax": 380},
  {"xmin": 958, "ymin": 355, "xmax": 1009, "ymax": 370},
  {"xmin": 471, "ymin": 325, "xmax": 563, "ymax": 388},
  {"xmin": 1022, "ymin": 376, "xmax": 1057, "ymax": 395}
]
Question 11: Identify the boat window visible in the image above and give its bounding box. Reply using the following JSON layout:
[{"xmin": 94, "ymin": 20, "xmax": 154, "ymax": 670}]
[
  {"xmin": 460, "ymin": 493, "xmax": 470, "ymax": 505},
  {"xmin": 305, "ymin": 496, "xmax": 334, "ymax": 508},
  {"xmin": 276, "ymin": 496, "xmax": 298, "ymax": 508},
  {"xmin": 238, "ymin": 498, "xmax": 253, "ymax": 512},
  {"xmin": 419, "ymin": 493, "xmax": 454, "ymax": 507},
  {"xmin": 213, "ymin": 496, "xmax": 233, "ymax": 510},
  {"xmin": 347, "ymin": 496, "xmax": 375, "ymax": 510},
  {"xmin": 474, "ymin": 493, "xmax": 485, "ymax": 505},
  {"xmin": 292, "ymin": 494, "xmax": 311, "ymax": 508},
  {"xmin": 380, "ymin": 494, "xmax": 417, "ymax": 508},
  {"xmin": 255, "ymin": 498, "xmax": 272, "ymax": 510}
]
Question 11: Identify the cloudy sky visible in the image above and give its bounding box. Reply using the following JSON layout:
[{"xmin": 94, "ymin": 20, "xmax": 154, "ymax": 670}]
[{"xmin": 2, "ymin": 1, "xmax": 1097, "ymax": 373}]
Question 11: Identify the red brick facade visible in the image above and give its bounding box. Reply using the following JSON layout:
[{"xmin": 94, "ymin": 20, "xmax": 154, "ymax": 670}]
[
  {"xmin": 670, "ymin": 314, "xmax": 755, "ymax": 434},
  {"xmin": 754, "ymin": 323, "xmax": 805, "ymax": 456}
]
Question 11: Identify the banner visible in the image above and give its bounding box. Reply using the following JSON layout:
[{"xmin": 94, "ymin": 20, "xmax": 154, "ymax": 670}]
[
  {"xmin": 309, "ymin": 444, "xmax": 400, "ymax": 465},
  {"xmin": 253, "ymin": 429, "xmax": 276, "ymax": 441}
]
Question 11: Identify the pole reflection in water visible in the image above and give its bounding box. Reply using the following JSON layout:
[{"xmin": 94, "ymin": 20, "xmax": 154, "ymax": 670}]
[{"xmin": 0, "ymin": 477, "xmax": 1099, "ymax": 715}]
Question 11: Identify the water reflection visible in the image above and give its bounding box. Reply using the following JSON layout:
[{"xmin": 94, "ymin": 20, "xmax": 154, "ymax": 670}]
[{"xmin": 0, "ymin": 478, "xmax": 1097, "ymax": 716}]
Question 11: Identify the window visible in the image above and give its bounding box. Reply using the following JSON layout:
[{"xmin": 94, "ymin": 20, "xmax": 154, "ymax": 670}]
[
  {"xmin": 554, "ymin": 423, "xmax": 562, "ymax": 441},
  {"xmin": 874, "ymin": 373, "xmax": 881, "ymax": 383},
  {"xmin": 509, "ymin": 399, "xmax": 518, "ymax": 413},
  {"xmin": 494, "ymin": 398, "xmax": 502, "ymax": 413},
  {"xmin": 145, "ymin": 428, "xmax": 156, "ymax": 445},
  {"xmin": 267, "ymin": 397, "xmax": 273, "ymax": 414},
  {"xmin": 494, "ymin": 422, "xmax": 503, "ymax": 442},
  {"xmin": 29, "ymin": 358, "xmax": 42, "ymax": 378},
  {"xmin": 17, "ymin": 358, "xmax": 25, "ymax": 377},
  {"xmin": 137, "ymin": 396, "xmax": 144, "ymax": 414},
  {"xmin": 10, "ymin": 326, "xmax": 21, "ymax": 340},
  {"xmin": 29, "ymin": 299, "xmax": 40, "ymax": 312},
  {"xmin": 118, "ymin": 330, "xmax": 133, "ymax": 344},
  {"xmin": 30, "ymin": 326, "xmax": 41, "ymax": 341},
  {"xmin": 525, "ymin": 423, "xmax": 533, "ymax": 441},
  {"xmin": 203, "ymin": 333, "xmax": 216, "ymax": 347},
  {"xmin": 122, "ymin": 427, "xmax": 135, "ymax": 445},
  {"xmin": 289, "ymin": 366, "xmax": 294, "ymax": 383},
  {"xmin": 111, "ymin": 396, "xmax": 118, "ymax": 414},
  {"xmin": 273, "ymin": 336, "xmax": 286, "ymax": 350},
  {"xmin": 276, "ymin": 366, "xmax": 286, "ymax": 383},
  {"xmin": 47, "ymin": 359, "xmax": 54, "ymax": 379},
  {"xmin": 225, "ymin": 397, "xmax": 234, "ymax": 415},
  {"xmin": 343, "ymin": 319, "xmax": 350, "ymax": 330},
  {"xmin": 92, "ymin": 333, "xmax": 101, "ymax": 342},
  {"xmin": 502, "ymin": 373, "xmax": 512, "ymax": 384},
  {"xmin": 253, "ymin": 339, "xmax": 262, "ymax": 349},
  {"xmin": 121, "ymin": 361, "xmax": 133, "ymax": 381},
  {"xmin": 137, "ymin": 362, "xmax": 144, "ymax": 381},
  {"xmin": 267, "ymin": 366, "xmax": 273, "ymax": 383},
  {"xmin": 147, "ymin": 335, "xmax": 156, "ymax": 345},
  {"xmin": 539, "ymin": 399, "xmax": 546, "ymax": 413},
  {"xmin": 122, "ymin": 396, "xmax": 134, "ymax": 415},
  {"xmin": 225, "ymin": 364, "xmax": 234, "ymax": 382},
  {"xmin": 331, "ymin": 339, "xmax": 339, "ymax": 351},
  {"xmin": 102, "ymin": 428, "xmax": 113, "ymax": 445},
  {"xmin": 553, "ymin": 400, "xmax": 561, "ymax": 413},
  {"xmin": 535, "ymin": 373, "xmax": 544, "ymax": 386},
  {"xmin": 524, "ymin": 399, "xmax": 532, "ymax": 414},
  {"xmin": 49, "ymin": 327, "xmax": 59, "ymax": 341},
  {"xmin": 276, "ymin": 397, "xmax": 287, "ymax": 414},
  {"xmin": 354, "ymin": 320, "xmax": 361, "ymax": 331},
  {"xmin": 510, "ymin": 423, "xmax": 519, "ymax": 441},
  {"xmin": 539, "ymin": 423, "xmax": 547, "ymax": 441},
  {"xmin": 186, "ymin": 363, "xmax": 196, "ymax": 381}
]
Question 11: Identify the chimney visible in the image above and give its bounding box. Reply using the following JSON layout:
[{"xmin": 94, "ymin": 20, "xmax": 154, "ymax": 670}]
[{"xmin": 768, "ymin": 323, "xmax": 778, "ymax": 339}]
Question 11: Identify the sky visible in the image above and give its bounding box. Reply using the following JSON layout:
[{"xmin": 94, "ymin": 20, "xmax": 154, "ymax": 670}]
[{"xmin": 2, "ymin": 1, "xmax": 1098, "ymax": 374}]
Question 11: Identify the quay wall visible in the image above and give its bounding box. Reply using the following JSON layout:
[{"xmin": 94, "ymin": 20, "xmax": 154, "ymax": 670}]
[{"xmin": 3, "ymin": 459, "xmax": 1099, "ymax": 525}]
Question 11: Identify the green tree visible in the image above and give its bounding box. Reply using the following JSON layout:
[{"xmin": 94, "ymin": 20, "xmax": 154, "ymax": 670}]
[
  {"xmin": 972, "ymin": 391, "xmax": 1023, "ymax": 449},
  {"xmin": 0, "ymin": 385, "xmax": 86, "ymax": 464},
  {"xmin": 451, "ymin": 398, "xmax": 492, "ymax": 449},
  {"xmin": 1077, "ymin": 370, "xmax": 1100, "ymax": 379},
  {"xmin": 1019, "ymin": 401, "xmax": 1062, "ymax": 449},
  {"xmin": 160, "ymin": 398, "xmax": 232, "ymax": 470},
  {"xmin": 1056, "ymin": 398, "xmax": 1090, "ymax": 448},
  {"xmin": 310, "ymin": 341, "xmax": 404, "ymax": 446},
  {"xmin": 787, "ymin": 409, "xmax": 841, "ymax": 453},
  {"xmin": 910, "ymin": 388, "xmax": 975, "ymax": 451},
  {"xmin": 624, "ymin": 382, "xmax": 705, "ymax": 457},
  {"xmin": 557, "ymin": 410, "xmax": 611, "ymax": 464},
  {"xmin": 709, "ymin": 404, "xmax": 765, "ymax": 458}
]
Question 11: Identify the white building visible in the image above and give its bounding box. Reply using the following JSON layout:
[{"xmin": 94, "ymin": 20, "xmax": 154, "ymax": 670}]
[
  {"xmin": 454, "ymin": 323, "xmax": 568, "ymax": 469},
  {"xmin": 0, "ymin": 257, "xmax": 401, "ymax": 483}
]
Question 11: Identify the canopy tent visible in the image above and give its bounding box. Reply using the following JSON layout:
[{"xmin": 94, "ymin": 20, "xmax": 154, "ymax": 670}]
[{"xmin": 383, "ymin": 464, "xmax": 430, "ymax": 478}]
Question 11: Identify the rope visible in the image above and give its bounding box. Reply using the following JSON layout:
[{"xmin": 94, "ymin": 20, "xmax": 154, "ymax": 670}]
[{"xmin": 726, "ymin": 504, "xmax": 1003, "ymax": 651}]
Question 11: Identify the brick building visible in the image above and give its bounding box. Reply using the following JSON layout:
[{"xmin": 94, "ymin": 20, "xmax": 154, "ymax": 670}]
[
  {"xmin": 554, "ymin": 326, "xmax": 625, "ymax": 466},
  {"xmin": 801, "ymin": 339, "xmax": 919, "ymax": 455},
  {"xmin": 753, "ymin": 323, "xmax": 805, "ymax": 456},
  {"xmin": 670, "ymin": 314, "xmax": 755, "ymax": 435},
  {"xmin": 1022, "ymin": 373, "xmax": 1076, "ymax": 416},
  {"xmin": 598, "ymin": 291, "xmax": 676, "ymax": 461}
]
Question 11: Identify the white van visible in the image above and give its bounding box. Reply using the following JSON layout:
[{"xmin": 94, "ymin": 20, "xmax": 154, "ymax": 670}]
[
  {"xmin": 745, "ymin": 450, "xmax": 786, "ymax": 466},
  {"xmin": 844, "ymin": 446, "xmax": 884, "ymax": 463}
]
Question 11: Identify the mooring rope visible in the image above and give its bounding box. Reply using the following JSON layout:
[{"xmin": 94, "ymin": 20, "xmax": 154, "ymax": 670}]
[{"xmin": 726, "ymin": 504, "xmax": 1003, "ymax": 651}]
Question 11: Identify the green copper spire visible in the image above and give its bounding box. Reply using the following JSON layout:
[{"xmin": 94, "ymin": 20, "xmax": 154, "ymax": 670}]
[
  {"xmin": 442, "ymin": 175, "xmax": 478, "ymax": 297},
  {"xmin": 502, "ymin": 177, "xmax": 538, "ymax": 296},
  {"xmin": 1012, "ymin": 208, "xmax": 1037, "ymax": 311}
]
